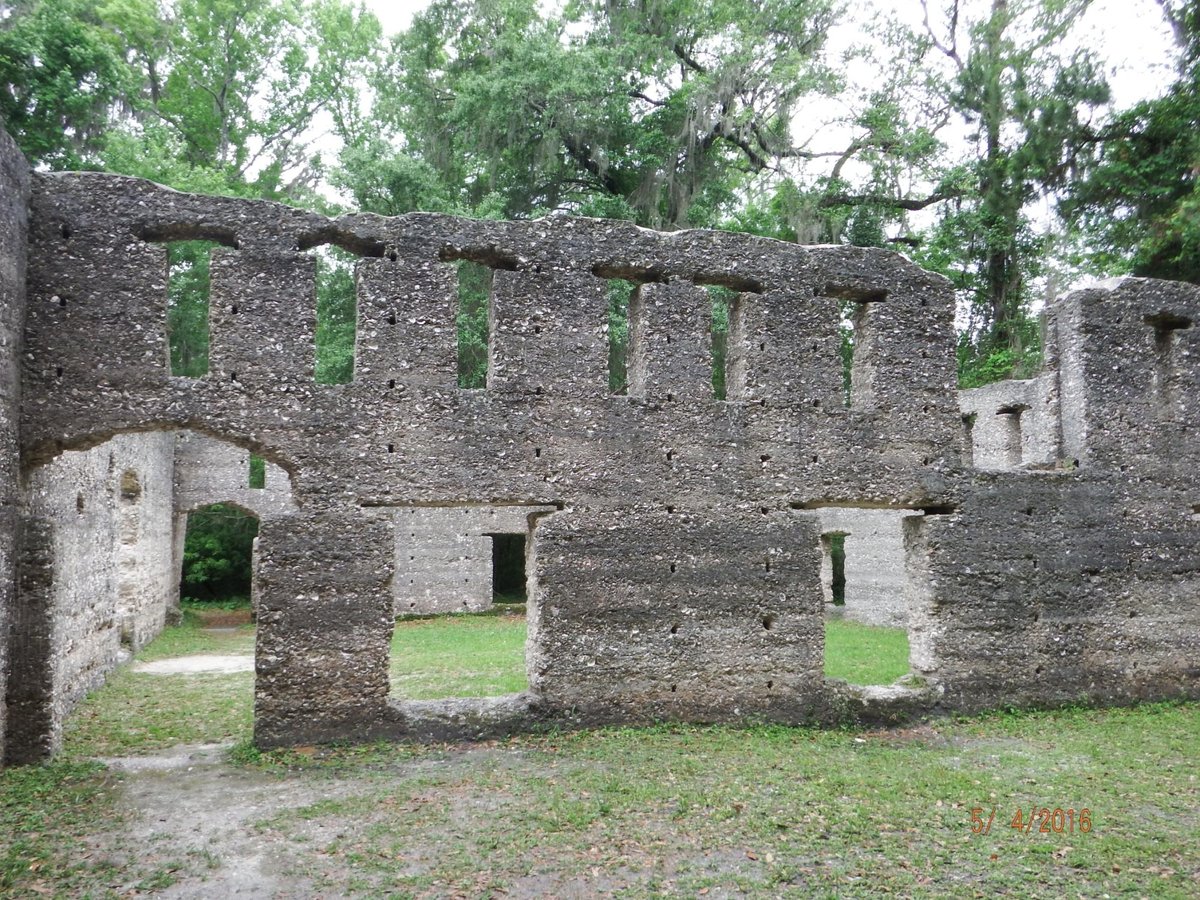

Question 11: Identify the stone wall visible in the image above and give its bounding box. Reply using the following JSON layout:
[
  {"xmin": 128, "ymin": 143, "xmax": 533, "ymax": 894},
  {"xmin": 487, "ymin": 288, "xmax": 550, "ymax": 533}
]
[
  {"xmin": 959, "ymin": 372, "xmax": 1060, "ymax": 470},
  {"xmin": 0, "ymin": 127, "xmax": 28, "ymax": 761},
  {"xmin": 6, "ymin": 433, "xmax": 175, "ymax": 763},
  {"xmin": 809, "ymin": 507, "xmax": 916, "ymax": 628},
  {"xmin": 3, "ymin": 157, "xmax": 1197, "ymax": 756}
]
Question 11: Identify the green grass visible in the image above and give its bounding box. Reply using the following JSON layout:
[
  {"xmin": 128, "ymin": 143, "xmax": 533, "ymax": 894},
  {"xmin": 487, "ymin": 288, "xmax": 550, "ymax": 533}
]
[
  {"xmin": 390, "ymin": 611, "xmax": 527, "ymax": 699},
  {"xmin": 0, "ymin": 761, "xmax": 122, "ymax": 895},
  {"xmin": 242, "ymin": 703, "xmax": 1200, "ymax": 898},
  {"xmin": 20, "ymin": 613, "xmax": 1200, "ymax": 897},
  {"xmin": 824, "ymin": 619, "xmax": 911, "ymax": 685},
  {"xmin": 62, "ymin": 610, "xmax": 528, "ymax": 758}
]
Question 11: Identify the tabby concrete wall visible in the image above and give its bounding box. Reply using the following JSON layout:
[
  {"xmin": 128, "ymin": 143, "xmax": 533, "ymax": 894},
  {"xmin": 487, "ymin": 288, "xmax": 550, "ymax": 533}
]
[
  {"xmin": 0, "ymin": 127, "xmax": 28, "ymax": 761},
  {"xmin": 5, "ymin": 432, "xmax": 175, "ymax": 763},
  {"xmin": 8, "ymin": 162, "xmax": 1198, "ymax": 753},
  {"xmin": 21, "ymin": 171, "xmax": 959, "ymax": 745},
  {"xmin": 810, "ymin": 508, "xmax": 914, "ymax": 628},
  {"xmin": 959, "ymin": 372, "xmax": 1060, "ymax": 470},
  {"xmin": 922, "ymin": 278, "xmax": 1200, "ymax": 713}
]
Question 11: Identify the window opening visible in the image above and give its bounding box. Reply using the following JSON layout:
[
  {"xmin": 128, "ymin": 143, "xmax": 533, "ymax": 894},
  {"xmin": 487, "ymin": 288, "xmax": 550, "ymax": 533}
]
[
  {"xmin": 488, "ymin": 533, "xmax": 527, "ymax": 604},
  {"xmin": 606, "ymin": 279, "xmax": 635, "ymax": 394},
  {"xmin": 997, "ymin": 404, "xmax": 1027, "ymax": 468},
  {"xmin": 313, "ymin": 247, "xmax": 358, "ymax": 385},
  {"xmin": 456, "ymin": 261, "xmax": 493, "ymax": 389},
  {"xmin": 248, "ymin": 454, "xmax": 266, "ymax": 489},
  {"xmin": 166, "ymin": 241, "xmax": 222, "ymax": 377},
  {"xmin": 1145, "ymin": 312, "xmax": 1193, "ymax": 419},
  {"xmin": 707, "ymin": 285, "xmax": 737, "ymax": 400},
  {"xmin": 389, "ymin": 507, "xmax": 548, "ymax": 703},
  {"xmin": 816, "ymin": 511, "xmax": 919, "ymax": 687}
]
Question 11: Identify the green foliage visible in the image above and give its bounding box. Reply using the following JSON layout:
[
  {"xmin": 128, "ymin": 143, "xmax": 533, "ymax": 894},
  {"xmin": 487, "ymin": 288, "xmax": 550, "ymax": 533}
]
[
  {"xmin": 247, "ymin": 454, "xmax": 265, "ymax": 489},
  {"xmin": 916, "ymin": 0, "xmax": 1109, "ymax": 361},
  {"xmin": 606, "ymin": 279, "xmax": 634, "ymax": 394},
  {"xmin": 180, "ymin": 503, "xmax": 258, "ymax": 602},
  {"xmin": 707, "ymin": 285, "xmax": 735, "ymax": 400},
  {"xmin": 0, "ymin": 0, "xmax": 135, "ymax": 168},
  {"xmin": 455, "ymin": 261, "xmax": 491, "ymax": 389},
  {"xmin": 166, "ymin": 240, "xmax": 218, "ymax": 377},
  {"xmin": 364, "ymin": 0, "xmax": 840, "ymax": 228},
  {"xmin": 314, "ymin": 250, "xmax": 356, "ymax": 385},
  {"xmin": 1067, "ymin": 53, "xmax": 1200, "ymax": 283},
  {"xmin": 955, "ymin": 316, "xmax": 1043, "ymax": 389}
]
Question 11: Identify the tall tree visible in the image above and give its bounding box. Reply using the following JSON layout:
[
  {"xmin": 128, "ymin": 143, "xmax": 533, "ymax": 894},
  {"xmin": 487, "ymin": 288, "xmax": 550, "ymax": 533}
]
[
  {"xmin": 357, "ymin": 0, "xmax": 845, "ymax": 228},
  {"xmin": 1065, "ymin": 0, "xmax": 1200, "ymax": 284},
  {"xmin": 915, "ymin": 0, "xmax": 1109, "ymax": 378},
  {"xmin": 0, "ymin": 0, "xmax": 135, "ymax": 167}
]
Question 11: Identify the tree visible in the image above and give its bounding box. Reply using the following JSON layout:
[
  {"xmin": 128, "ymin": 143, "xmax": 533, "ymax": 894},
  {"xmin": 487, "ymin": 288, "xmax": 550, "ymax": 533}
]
[
  {"xmin": 914, "ymin": 0, "xmax": 1109, "ymax": 382},
  {"xmin": 103, "ymin": 0, "xmax": 383, "ymax": 200},
  {"xmin": 0, "ymin": 0, "xmax": 135, "ymax": 167},
  {"xmin": 357, "ymin": 0, "xmax": 846, "ymax": 228},
  {"xmin": 180, "ymin": 503, "xmax": 259, "ymax": 602},
  {"xmin": 1065, "ymin": 0, "xmax": 1200, "ymax": 283}
]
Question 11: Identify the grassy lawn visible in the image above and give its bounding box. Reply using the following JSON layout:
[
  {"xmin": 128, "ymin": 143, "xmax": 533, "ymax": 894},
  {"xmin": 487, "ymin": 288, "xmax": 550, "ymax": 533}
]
[
  {"xmin": 824, "ymin": 619, "xmax": 911, "ymax": 685},
  {"xmin": 18, "ymin": 609, "xmax": 1195, "ymax": 896},
  {"xmin": 390, "ymin": 610, "xmax": 527, "ymax": 699},
  {"xmin": 14, "ymin": 702, "xmax": 1197, "ymax": 897}
]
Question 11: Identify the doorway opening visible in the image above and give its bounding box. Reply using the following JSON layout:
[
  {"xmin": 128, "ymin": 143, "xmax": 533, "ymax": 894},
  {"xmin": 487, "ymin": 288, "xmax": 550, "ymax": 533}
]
[
  {"xmin": 389, "ymin": 505, "xmax": 551, "ymax": 702},
  {"xmin": 814, "ymin": 509, "xmax": 920, "ymax": 686}
]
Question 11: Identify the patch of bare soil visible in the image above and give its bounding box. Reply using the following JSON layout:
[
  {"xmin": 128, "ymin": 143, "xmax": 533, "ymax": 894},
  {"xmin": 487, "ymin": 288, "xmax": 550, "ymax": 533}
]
[
  {"xmin": 133, "ymin": 655, "xmax": 254, "ymax": 675},
  {"xmin": 191, "ymin": 608, "xmax": 254, "ymax": 628},
  {"xmin": 93, "ymin": 744, "xmax": 353, "ymax": 898}
]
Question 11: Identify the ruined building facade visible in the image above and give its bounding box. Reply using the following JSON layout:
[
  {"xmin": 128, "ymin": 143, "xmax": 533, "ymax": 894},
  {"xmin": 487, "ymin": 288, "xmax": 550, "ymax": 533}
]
[{"xmin": 0, "ymin": 128, "xmax": 1196, "ymax": 764}]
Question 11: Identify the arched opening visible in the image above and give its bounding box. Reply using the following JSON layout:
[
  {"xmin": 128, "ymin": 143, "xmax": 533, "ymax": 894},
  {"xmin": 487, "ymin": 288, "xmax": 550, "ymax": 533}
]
[{"xmin": 6, "ymin": 427, "xmax": 298, "ymax": 763}]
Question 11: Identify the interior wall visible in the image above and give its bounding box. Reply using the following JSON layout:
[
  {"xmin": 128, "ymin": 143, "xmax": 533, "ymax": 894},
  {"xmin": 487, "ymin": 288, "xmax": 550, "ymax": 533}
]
[{"xmin": 5, "ymin": 432, "xmax": 175, "ymax": 762}]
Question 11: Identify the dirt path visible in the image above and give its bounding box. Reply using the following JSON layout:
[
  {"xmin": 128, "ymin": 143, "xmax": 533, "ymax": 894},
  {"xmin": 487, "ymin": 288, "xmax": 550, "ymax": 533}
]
[{"xmin": 97, "ymin": 744, "xmax": 343, "ymax": 898}]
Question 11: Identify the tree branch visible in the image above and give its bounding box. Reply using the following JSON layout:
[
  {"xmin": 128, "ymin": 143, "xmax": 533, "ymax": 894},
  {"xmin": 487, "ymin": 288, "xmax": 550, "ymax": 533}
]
[
  {"xmin": 921, "ymin": 0, "xmax": 964, "ymax": 70},
  {"xmin": 819, "ymin": 190, "xmax": 960, "ymax": 211}
]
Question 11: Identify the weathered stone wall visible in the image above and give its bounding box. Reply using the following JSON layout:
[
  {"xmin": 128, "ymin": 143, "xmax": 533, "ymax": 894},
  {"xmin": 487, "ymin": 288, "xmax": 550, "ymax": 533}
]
[
  {"xmin": 173, "ymin": 430, "xmax": 296, "ymax": 519},
  {"xmin": 394, "ymin": 504, "xmax": 555, "ymax": 615},
  {"xmin": 4, "ymin": 158, "xmax": 1197, "ymax": 755},
  {"xmin": 6, "ymin": 432, "xmax": 175, "ymax": 763},
  {"xmin": 19, "ymin": 171, "xmax": 959, "ymax": 746},
  {"xmin": 0, "ymin": 127, "xmax": 28, "ymax": 761},
  {"xmin": 959, "ymin": 372, "xmax": 1060, "ymax": 470},
  {"xmin": 922, "ymin": 278, "xmax": 1200, "ymax": 712}
]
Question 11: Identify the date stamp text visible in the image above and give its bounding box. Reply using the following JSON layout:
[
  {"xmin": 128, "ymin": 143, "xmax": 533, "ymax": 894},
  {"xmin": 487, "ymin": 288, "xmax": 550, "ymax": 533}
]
[{"xmin": 970, "ymin": 807, "xmax": 1092, "ymax": 835}]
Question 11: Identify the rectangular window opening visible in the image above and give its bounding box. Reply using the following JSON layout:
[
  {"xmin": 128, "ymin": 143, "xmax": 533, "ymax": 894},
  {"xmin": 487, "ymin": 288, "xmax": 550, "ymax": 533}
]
[
  {"xmin": 488, "ymin": 533, "xmax": 527, "ymax": 604},
  {"xmin": 707, "ymin": 285, "xmax": 737, "ymax": 400},
  {"xmin": 389, "ymin": 511, "xmax": 534, "ymax": 702},
  {"xmin": 1146, "ymin": 313, "xmax": 1193, "ymax": 420},
  {"xmin": 166, "ymin": 240, "xmax": 222, "ymax": 377},
  {"xmin": 248, "ymin": 454, "xmax": 266, "ymax": 490},
  {"xmin": 997, "ymin": 405, "xmax": 1026, "ymax": 468},
  {"xmin": 456, "ymin": 261, "xmax": 494, "ymax": 389},
  {"xmin": 313, "ymin": 247, "xmax": 358, "ymax": 385},
  {"xmin": 961, "ymin": 413, "xmax": 977, "ymax": 467},
  {"xmin": 606, "ymin": 279, "xmax": 634, "ymax": 395}
]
